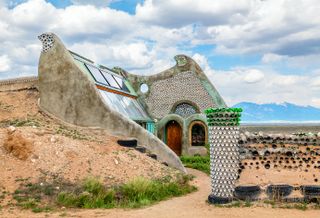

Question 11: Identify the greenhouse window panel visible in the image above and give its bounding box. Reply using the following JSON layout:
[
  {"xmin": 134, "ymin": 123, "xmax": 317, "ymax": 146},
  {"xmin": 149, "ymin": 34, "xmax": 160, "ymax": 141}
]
[
  {"xmin": 100, "ymin": 70, "xmax": 121, "ymax": 89},
  {"xmin": 99, "ymin": 90, "xmax": 151, "ymax": 121},
  {"xmin": 113, "ymin": 75, "xmax": 130, "ymax": 92},
  {"xmin": 85, "ymin": 63, "xmax": 109, "ymax": 85}
]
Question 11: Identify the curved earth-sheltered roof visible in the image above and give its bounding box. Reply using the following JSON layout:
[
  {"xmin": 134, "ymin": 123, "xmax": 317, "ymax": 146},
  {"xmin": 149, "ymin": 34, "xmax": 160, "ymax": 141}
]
[{"xmin": 37, "ymin": 32, "xmax": 186, "ymax": 172}]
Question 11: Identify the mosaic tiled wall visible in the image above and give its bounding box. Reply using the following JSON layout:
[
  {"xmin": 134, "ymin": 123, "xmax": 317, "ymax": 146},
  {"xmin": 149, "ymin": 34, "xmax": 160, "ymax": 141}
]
[{"xmin": 145, "ymin": 71, "xmax": 217, "ymax": 119}]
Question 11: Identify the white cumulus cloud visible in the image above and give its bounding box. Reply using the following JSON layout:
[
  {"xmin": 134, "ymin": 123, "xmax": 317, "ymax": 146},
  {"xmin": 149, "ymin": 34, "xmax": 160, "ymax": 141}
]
[
  {"xmin": 70, "ymin": 0, "xmax": 113, "ymax": 7},
  {"xmin": 243, "ymin": 69, "xmax": 265, "ymax": 83},
  {"xmin": 0, "ymin": 0, "xmax": 320, "ymax": 108},
  {"xmin": 0, "ymin": 55, "xmax": 11, "ymax": 72}
]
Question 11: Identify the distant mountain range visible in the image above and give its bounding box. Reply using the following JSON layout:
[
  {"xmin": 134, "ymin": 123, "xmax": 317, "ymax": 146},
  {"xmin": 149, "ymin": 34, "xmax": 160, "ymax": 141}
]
[{"xmin": 232, "ymin": 102, "xmax": 320, "ymax": 122}]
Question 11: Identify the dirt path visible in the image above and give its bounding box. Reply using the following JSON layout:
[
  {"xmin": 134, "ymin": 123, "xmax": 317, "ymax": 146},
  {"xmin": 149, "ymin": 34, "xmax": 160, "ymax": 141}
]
[{"xmin": 1, "ymin": 168, "xmax": 320, "ymax": 218}]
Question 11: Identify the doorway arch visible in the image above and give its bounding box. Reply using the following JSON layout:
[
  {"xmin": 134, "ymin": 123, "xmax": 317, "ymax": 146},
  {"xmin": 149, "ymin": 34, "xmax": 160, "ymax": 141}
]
[
  {"xmin": 165, "ymin": 120, "xmax": 182, "ymax": 156},
  {"xmin": 189, "ymin": 121, "xmax": 207, "ymax": 146}
]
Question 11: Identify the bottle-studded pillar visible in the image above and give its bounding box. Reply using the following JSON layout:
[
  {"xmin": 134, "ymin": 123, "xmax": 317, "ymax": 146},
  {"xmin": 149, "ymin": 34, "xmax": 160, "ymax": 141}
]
[{"xmin": 205, "ymin": 108, "xmax": 242, "ymax": 204}]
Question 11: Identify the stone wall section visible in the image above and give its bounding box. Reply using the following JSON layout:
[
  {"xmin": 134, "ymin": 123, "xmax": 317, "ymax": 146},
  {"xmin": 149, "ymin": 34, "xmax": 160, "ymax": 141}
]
[{"xmin": 145, "ymin": 71, "xmax": 216, "ymax": 119}]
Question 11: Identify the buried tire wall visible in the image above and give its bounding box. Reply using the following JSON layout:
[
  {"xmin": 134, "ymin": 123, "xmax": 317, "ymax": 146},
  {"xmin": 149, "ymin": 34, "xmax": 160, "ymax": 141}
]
[{"xmin": 236, "ymin": 130, "xmax": 320, "ymax": 201}]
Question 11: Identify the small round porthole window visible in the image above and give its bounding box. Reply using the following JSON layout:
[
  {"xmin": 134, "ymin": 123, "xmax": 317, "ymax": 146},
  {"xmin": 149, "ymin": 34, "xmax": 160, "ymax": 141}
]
[{"xmin": 140, "ymin": 83, "xmax": 149, "ymax": 93}]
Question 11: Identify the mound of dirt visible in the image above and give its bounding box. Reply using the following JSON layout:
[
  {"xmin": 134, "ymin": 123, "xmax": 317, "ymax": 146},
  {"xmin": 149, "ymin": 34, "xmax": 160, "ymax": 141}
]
[
  {"xmin": 3, "ymin": 130, "xmax": 33, "ymax": 160},
  {"xmin": 0, "ymin": 89, "xmax": 180, "ymax": 206}
]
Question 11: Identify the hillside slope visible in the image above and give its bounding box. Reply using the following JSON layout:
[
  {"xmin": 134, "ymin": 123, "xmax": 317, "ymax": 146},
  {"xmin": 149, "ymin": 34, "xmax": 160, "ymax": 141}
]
[{"xmin": 0, "ymin": 88, "xmax": 179, "ymax": 206}]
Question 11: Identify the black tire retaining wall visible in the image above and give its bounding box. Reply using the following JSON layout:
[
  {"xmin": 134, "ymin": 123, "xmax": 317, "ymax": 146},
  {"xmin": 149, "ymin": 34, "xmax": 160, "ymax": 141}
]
[
  {"xmin": 208, "ymin": 194, "xmax": 232, "ymax": 204},
  {"xmin": 117, "ymin": 139, "xmax": 137, "ymax": 148},
  {"xmin": 266, "ymin": 185, "xmax": 293, "ymax": 199},
  {"xmin": 232, "ymin": 184, "xmax": 320, "ymax": 202},
  {"xmin": 301, "ymin": 185, "xmax": 320, "ymax": 198},
  {"xmin": 234, "ymin": 185, "xmax": 261, "ymax": 201}
]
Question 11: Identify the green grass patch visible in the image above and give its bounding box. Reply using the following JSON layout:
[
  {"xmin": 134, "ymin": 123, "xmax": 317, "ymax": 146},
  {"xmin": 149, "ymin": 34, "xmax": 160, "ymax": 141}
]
[
  {"xmin": 214, "ymin": 200, "xmax": 320, "ymax": 210},
  {"xmin": 12, "ymin": 179, "xmax": 74, "ymax": 212},
  {"xmin": 263, "ymin": 199, "xmax": 276, "ymax": 207},
  {"xmin": 213, "ymin": 200, "xmax": 253, "ymax": 208},
  {"xmin": 180, "ymin": 156, "xmax": 210, "ymax": 175},
  {"xmin": 55, "ymin": 126, "xmax": 91, "ymax": 140},
  {"xmin": 0, "ymin": 117, "xmax": 41, "ymax": 128},
  {"xmin": 57, "ymin": 175, "xmax": 196, "ymax": 209},
  {"xmin": 275, "ymin": 202, "xmax": 308, "ymax": 211},
  {"xmin": 32, "ymin": 206, "xmax": 52, "ymax": 213},
  {"xmin": 12, "ymin": 175, "xmax": 196, "ymax": 212}
]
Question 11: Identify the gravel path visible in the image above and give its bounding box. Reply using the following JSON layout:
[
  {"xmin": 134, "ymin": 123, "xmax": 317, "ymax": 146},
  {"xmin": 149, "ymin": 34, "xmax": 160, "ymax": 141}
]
[{"xmin": 2, "ymin": 168, "xmax": 320, "ymax": 218}]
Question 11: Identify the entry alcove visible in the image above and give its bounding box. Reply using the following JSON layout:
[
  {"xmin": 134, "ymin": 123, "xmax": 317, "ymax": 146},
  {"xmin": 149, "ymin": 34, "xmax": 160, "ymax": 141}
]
[{"xmin": 189, "ymin": 121, "xmax": 208, "ymax": 147}]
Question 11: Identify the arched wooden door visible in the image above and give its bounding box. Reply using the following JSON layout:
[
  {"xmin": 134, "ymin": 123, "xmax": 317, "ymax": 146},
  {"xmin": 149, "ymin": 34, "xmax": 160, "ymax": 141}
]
[{"xmin": 166, "ymin": 120, "xmax": 182, "ymax": 156}]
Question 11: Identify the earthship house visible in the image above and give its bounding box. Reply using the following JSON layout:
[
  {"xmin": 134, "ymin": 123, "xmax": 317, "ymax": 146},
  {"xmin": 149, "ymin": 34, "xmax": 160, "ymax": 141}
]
[{"xmin": 37, "ymin": 33, "xmax": 226, "ymax": 172}]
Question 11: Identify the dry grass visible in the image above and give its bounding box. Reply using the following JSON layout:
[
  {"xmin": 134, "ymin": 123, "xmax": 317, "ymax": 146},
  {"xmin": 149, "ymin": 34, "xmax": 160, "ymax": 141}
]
[{"xmin": 3, "ymin": 131, "xmax": 33, "ymax": 160}]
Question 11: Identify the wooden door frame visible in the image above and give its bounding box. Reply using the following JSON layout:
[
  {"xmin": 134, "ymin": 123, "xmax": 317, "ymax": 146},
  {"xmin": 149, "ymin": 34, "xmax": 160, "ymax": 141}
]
[{"xmin": 165, "ymin": 120, "xmax": 183, "ymax": 155}]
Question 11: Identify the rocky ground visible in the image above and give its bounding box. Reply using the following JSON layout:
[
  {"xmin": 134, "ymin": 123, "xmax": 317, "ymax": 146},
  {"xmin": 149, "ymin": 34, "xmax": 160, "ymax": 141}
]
[{"xmin": 0, "ymin": 89, "xmax": 180, "ymax": 208}]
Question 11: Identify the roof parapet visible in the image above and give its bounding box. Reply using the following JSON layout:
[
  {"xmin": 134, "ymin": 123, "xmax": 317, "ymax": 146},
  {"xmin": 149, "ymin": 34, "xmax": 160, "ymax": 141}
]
[
  {"xmin": 174, "ymin": 55, "xmax": 188, "ymax": 67},
  {"xmin": 38, "ymin": 33, "xmax": 55, "ymax": 53}
]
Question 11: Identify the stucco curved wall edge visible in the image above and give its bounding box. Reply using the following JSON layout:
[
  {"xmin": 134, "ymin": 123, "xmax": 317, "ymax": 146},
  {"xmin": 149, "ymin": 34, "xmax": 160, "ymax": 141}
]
[
  {"xmin": 38, "ymin": 33, "xmax": 186, "ymax": 173},
  {"xmin": 157, "ymin": 114, "xmax": 185, "ymax": 132},
  {"xmin": 185, "ymin": 114, "xmax": 208, "ymax": 127}
]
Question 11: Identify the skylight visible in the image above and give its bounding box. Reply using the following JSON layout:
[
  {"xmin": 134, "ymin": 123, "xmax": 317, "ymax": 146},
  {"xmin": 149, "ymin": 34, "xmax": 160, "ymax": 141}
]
[
  {"xmin": 100, "ymin": 70, "xmax": 121, "ymax": 89},
  {"xmin": 84, "ymin": 63, "xmax": 130, "ymax": 94},
  {"xmin": 85, "ymin": 64, "xmax": 108, "ymax": 85},
  {"xmin": 113, "ymin": 75, "xmax": 130, "ymax": 92}
]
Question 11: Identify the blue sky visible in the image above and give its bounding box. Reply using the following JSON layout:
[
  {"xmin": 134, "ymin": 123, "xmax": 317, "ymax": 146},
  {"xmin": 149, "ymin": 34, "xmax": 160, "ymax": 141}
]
[
  {"xmin": 1, "ymin": 0, "xmax": 320, "ymax": 107},
  {"xmin": 48, "ymin": 0, "xmax": 144, "ymax": 13}
]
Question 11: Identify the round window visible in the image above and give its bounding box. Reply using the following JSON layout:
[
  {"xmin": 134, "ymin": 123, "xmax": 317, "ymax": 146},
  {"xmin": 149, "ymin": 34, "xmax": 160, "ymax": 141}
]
[{"xmin": 140, "ymin": 83, "xmax": 149, "ymax": 93}]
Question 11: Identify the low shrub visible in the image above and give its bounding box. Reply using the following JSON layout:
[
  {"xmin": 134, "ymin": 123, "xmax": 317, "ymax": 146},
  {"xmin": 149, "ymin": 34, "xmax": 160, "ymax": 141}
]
[
  {"xmin": 57, "ymin": 176, "xmax": 196, "ymax": 209},
  {"xmin": 13, "ymin": 175, "xmax": 196, "ymax": 211},
  {"xmin": 180, "ymin": 156, "xmax": 210, "ymax": 175}
]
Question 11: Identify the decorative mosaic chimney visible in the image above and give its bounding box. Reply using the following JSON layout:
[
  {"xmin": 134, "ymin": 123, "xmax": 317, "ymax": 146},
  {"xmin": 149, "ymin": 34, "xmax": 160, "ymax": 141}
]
[{"xmin": 205, "ymin": 108, "xmax": 242, "ymax": 204}]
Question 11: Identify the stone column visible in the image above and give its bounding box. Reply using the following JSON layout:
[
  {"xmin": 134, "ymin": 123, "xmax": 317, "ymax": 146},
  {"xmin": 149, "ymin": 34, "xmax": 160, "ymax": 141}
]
[{"xmin": 205, "ymin": 108, "xmax": 242, "ymax": 204}]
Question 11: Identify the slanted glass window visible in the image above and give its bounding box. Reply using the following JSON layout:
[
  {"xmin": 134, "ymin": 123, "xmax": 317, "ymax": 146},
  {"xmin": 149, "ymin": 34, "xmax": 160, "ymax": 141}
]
[
  {"xmin": 85, "ymin": 64, "xmax": 107, "ymax": 84},
  {"xmin": 113, "ymin": 75, "xmax": 130, "ymax": 92},
  {"xmin": 99, "ymin": 90, "xmax": 150, "ymax": 121},
  {"xmin": 100, "ymin": 71, "xmax": 121, "ymax": 89}
]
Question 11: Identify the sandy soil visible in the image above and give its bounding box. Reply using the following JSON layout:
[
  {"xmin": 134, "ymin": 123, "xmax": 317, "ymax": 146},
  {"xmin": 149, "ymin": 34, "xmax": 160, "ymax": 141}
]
[
  {"xmin": 0, "ymin": 89, "xmax": 179, "ymax": 207},
  {"xmin": 0, "ymin": 169, "xmax": 319, "ymax": 218}
]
